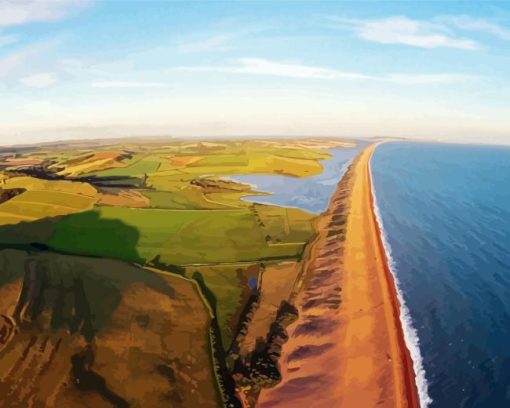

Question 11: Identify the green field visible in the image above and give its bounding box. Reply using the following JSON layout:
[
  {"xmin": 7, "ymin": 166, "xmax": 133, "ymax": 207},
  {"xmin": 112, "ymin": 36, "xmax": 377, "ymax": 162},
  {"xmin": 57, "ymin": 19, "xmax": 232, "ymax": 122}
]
[
  {"xmin": 0, "ymin": 137, "xmax": 354, "ymax": 365},
  {"xmin": 184, "ymin": 262, "xmax": 261, "ymax": 349},
  {"xmin": 46, "ymin": 206, "xmax": 313, "ymax": 264},
  {"xmin": 192, "ymin": 155, "xmax": 250, "ymax": 167},
  {"xmin": 144, "ymin": 190, "xmax": 205, "ymax": 209},
  {"xmin": 143, "ymin": 188, "xmax": 242, "ymax": 210},
  {"xmin": 0, "ymin": 186, "xmax": 97, "ymax": 224},
  {"xmin": 88, "ymin": 157, "xmax": 160, "ymax": 177}
]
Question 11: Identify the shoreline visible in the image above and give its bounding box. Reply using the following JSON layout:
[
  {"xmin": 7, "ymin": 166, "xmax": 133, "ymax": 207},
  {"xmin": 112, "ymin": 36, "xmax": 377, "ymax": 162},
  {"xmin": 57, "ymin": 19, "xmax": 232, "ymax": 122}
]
[
  {"xmin": 367, "ymin": 146, "xmax": 421, "ymax": 408},
  {"xmin": 258, "ymin": 144, "xmax": 420, "ymax": 408},
  {"xmin": 370, "ymin": 152, "xmax": 431, "ymax": 407}
]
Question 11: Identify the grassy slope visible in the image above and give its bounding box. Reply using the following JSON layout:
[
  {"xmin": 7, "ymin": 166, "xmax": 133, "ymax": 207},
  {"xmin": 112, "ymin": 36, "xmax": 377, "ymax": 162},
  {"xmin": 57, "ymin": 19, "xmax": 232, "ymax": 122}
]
[
  {"xmin": 90, "ymin": 157, "xmax": 160, "ymax": 177},
  {"xmin": 184, "ymin": 263, "xmax": 261, "ymax": 349},
  {"xmin": 0, "ymin": 177, "xmax": 98, "ymax": 225},
  {"xmin": 46, "ymin": 205, "xmax": 313, "ymax": 265},
  {"xmin": 0, "ymin": 138, "xmax": 349, "ymax": 371},
  {"xmin": 0, "ymin": 249, "xmax": 219, "ymax": 408}
]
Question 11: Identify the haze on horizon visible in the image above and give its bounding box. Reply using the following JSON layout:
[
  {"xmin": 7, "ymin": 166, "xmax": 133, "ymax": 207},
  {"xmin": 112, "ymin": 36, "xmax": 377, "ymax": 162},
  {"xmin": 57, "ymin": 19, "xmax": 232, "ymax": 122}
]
[{"xmin": 0, "ymin": 0, "xmax": 509, "ymax": 146}]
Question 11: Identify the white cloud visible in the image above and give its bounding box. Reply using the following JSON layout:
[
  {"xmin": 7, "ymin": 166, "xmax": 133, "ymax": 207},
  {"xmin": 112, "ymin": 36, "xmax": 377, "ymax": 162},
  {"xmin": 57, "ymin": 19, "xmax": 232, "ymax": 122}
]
[
  {"xmin": 92, "ymin": 81, "xmax": 171, "ymax": 88},
  {"xmin": 386, "ymin": 73, "xmax": 476, "ymax": 85},
  {"xmin": 0, "ymin": 34, "xmax": 18, "ymax": 47},
  {"xmin": 0, "ymin": 40, "xmax": 58, "ymax": 77},
  {"xmin": 176, "ymin": 21, "xmax": 273, "ymax": 54},
  {"xmin": 0, "ymin": 1, "xmax": 85, "ymax": 85},
  {"xmin": 178, "ymin": 58, "xmax": 372, "ymax": 80},
  {"xmin": 177, "ymin": 57, "xmax": 475, "ymax": 85},
  {"xmin": 331, "ymin": 16, "xmax": 478, "ymax": 50},
  {"xmin": 20, "ymin": 72, "xmax": 58, "ymax": 87},
  {"xmin": 438, "ymin": 15, "xmax": 510, "ymax": 40},
  {"xmin": 178, "ymin": 34, "xmax": 233, "ymax": 53},
  {"xmin": 61, "ymin": 57, "xmax": 135, "ymax": 79},
  {"xmin": 0, "ymin": 0, "xmax": 89, "ymax": 28}
]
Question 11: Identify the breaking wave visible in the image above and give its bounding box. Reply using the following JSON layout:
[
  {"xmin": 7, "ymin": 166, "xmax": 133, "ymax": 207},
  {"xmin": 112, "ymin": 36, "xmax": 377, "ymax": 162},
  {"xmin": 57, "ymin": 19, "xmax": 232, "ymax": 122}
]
[{"xmin": 370, "ymin": 156, "xmax": 433, "ymax": 408}]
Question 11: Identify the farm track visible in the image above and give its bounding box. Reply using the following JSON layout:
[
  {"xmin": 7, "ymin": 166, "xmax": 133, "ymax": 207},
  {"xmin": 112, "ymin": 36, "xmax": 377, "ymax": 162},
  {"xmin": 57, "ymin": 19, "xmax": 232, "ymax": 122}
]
[{"xmin": 5, "ymin": 201, "xmax": 89, "ymax": 210}]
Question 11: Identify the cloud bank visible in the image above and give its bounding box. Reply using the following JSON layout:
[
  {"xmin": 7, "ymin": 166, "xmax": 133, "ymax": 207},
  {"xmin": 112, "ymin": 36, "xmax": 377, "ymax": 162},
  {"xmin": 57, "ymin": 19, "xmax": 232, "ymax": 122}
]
[
  {"xmin": 0, "ymin": 0, "xmax": 89, "ymax": 28},
  {"xmin": 178, "ymin": 57, "xmax": 476, "ymax": 84}
]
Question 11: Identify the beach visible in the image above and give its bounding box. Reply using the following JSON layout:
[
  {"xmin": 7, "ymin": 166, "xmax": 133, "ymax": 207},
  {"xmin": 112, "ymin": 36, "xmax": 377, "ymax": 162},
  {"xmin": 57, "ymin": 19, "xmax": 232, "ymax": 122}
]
[
  {"xmin": 371, "ymin": 142, "xmax": 510, "ymax": 407},
  {"xmin": 258, "ymin": 144, "xmax": 419, "ymax": 408}
]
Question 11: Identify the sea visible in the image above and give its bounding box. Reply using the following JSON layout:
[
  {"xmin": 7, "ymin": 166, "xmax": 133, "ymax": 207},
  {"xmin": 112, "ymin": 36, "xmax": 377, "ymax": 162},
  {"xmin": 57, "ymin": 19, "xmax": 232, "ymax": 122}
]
[
  {"xmin": 233, "ymin": 140, "xmax": 510, "ymax": 408},
  {"xmin": 372, "ymin": 142, "xmax": 510, "ymax": 408}
]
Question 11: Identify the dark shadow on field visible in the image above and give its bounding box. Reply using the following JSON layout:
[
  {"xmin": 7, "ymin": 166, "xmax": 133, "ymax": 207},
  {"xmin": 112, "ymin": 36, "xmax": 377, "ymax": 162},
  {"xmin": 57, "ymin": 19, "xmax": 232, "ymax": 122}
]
[
  {"xmin": 71, "ymin": 345, "xmax": 129, "ymax": 408},
  {"xmin": 0, "ymin": 209, "xmax": 152, "ymax": 339},
  {"xmin": 0, "ymin": 208, "xmax": 228, "ymax": 407},
  {"xmin": 76, "ymin": 175, "xmax": 145, "ymax": 188},
  {"xmin": 149, "ymin": 255, "xmax": 186, "ymax": 276},
  {"xmin": 0, "ymin": 217, "xmax": 57, "ymax": 246},
  {"xmin": 0, "ymin": 247, "xmax": 180, "ymax": 407},
  {"xmin": 0, "ymin": 247, "xmax": 176, "ymax": 340},
  {"xmin": 47, "ymin": 211, "xmax": 143, "ymax": 263},
  {"xmin": 0, "ymin": 210, "xmax": 143, "ymax": 264},
  {"xmin": 8, "ymin": 166, "xmax": 144, "ymax": 188}
]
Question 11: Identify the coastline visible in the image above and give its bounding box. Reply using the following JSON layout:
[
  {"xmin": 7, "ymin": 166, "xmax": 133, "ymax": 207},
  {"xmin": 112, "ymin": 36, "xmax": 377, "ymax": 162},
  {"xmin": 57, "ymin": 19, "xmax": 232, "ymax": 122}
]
[
  {"xmin": 370, "ymin": 153, "xmax": 431, "ymax": 408},
  {"xmin": 258, "ymin": 144, "xmax": 420, "ymax": 408},
  {"xmin": 366, "ymin": 145, "xmax": 421, "ymax": 408}
]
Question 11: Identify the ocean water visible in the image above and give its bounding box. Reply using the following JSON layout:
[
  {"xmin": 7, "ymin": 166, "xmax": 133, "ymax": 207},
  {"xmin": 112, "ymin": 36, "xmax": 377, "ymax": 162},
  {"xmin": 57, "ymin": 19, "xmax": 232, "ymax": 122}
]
[
  {"xmin": 372, "ymin": 142, "xmax": 510, "ymax": 408},
  {"xmin": 231, "ymin": 143, "xmax": 365, "ymax": 213}
]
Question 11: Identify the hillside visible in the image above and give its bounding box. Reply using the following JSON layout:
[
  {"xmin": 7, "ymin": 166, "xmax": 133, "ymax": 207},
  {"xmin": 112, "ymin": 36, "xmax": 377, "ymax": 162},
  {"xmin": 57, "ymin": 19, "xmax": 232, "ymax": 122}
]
[
  {"xmin": 0, "ymin": 249, "xmax": 219, "ymax": 407},
  {"xmin": 0, "ymin": 138, "xmax": 357, "ymax": 407}
]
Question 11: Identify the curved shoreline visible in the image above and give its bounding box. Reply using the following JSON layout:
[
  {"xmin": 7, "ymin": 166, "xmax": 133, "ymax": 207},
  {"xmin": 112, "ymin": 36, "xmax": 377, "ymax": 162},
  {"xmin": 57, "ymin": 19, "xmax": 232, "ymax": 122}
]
[
  {"xmin": 258, "ymin": 144, "xmax": 420, "ymax": 408},
  {"xmin": 367, "ymin": 146, "xmax": 421, "ymax": 408}
]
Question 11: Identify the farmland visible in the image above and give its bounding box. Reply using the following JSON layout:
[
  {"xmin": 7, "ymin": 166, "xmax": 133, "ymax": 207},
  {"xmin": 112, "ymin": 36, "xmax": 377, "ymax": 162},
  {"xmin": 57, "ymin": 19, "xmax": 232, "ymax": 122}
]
[
  {"xmin": 45, "ymin": 204, "xmax": 311, "ymax": 264},
  {"xmin": 0, "ymin": 138, "xmax": 356, "ymax": 334},
  {"xmin": 0, "ymin": 249, "xmax": 218, "ymax": 407},
  {"xmin": 0, "ymin": 137, "xmax": 357, "ymax": 407},
  {"xmin": 0, "ymin": 176, "xmax": 98, "ymax": 224}
]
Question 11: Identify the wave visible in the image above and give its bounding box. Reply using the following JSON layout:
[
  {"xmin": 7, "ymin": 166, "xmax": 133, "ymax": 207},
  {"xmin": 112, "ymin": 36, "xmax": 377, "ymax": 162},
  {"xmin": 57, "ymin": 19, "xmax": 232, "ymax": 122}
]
[{"xmin": 370, "ymin": 159, "xmax": 433, "ymax": 408}]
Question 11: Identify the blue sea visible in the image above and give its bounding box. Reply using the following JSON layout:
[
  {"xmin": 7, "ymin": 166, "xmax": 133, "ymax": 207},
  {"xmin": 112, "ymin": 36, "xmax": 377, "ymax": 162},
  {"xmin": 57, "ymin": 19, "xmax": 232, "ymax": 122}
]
[
  {"xmin": 230, "ymin": 140, "xmax": 510, "ymax": 407},
  {"xmin": 372, "ymin": 142, "xmax": 510, "ymax": 408}
]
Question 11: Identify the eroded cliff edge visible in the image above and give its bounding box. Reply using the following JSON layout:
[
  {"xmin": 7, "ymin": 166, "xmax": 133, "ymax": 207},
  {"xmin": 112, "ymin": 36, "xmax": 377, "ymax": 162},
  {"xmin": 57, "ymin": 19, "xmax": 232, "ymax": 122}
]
[{"xmin": 257, "ymin": 145, "xmax": 419, "ymax": 408}]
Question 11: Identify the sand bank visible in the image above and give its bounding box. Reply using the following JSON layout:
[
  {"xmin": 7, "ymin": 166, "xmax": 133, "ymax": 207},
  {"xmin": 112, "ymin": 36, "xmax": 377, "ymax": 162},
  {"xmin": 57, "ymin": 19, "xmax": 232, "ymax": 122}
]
[{"xmin": 258, "ymin": 144, "xmax": 419, "ymax": 408}]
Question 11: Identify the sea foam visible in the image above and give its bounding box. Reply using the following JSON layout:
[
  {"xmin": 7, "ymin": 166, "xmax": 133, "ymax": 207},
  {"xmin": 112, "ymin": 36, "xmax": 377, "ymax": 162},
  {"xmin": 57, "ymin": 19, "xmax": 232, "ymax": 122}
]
[{"xmin": 369, "ymin": 159, "xmax": 433, "ymax": 408}]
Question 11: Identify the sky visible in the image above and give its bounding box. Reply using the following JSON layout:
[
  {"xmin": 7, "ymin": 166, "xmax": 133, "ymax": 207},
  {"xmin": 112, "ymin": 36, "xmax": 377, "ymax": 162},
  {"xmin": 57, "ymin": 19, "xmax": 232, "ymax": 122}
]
[{"xmin": 0, "ymin": 0, "xmax": 509, "ymax": 145}]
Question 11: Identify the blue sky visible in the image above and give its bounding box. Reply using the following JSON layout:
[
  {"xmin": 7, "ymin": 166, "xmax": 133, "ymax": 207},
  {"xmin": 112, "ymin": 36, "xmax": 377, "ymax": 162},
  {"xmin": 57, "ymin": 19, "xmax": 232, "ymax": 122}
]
[{"xmin": 1, "ymin": 1, "xmax": 509, "ymax": 144}]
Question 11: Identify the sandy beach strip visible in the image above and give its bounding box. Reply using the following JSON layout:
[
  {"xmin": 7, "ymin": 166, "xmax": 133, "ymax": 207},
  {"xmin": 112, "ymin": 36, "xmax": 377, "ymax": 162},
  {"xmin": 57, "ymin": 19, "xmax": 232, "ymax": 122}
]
[{"xmin": 258, "ymin": 144, "xmax": 419, "ymax": 408}]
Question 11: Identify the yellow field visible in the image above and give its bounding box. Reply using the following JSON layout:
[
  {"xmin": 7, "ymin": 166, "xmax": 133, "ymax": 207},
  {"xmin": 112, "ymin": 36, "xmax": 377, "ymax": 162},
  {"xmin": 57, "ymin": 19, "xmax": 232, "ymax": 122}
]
[
  {"xmin": 57, "ymin": 157, "xmax": 122, "ymax": 177},
  {"xmin": 0, "ymin": 177, "xmax": 98, "ymax": 225},
  {"xmin": 0, "ymin": 191, "xmax": 97, "ymax": 223},
  {"xmin": 160, "ymin": 153, "xmax": 325, "ymax": 178},
  {"xmin": 0, "ymin": 137, "xmax": 358, "ymax": 408},
  {"xmin": 4, "ymin": 176, "xmax": 97, "ymax": 196}
]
